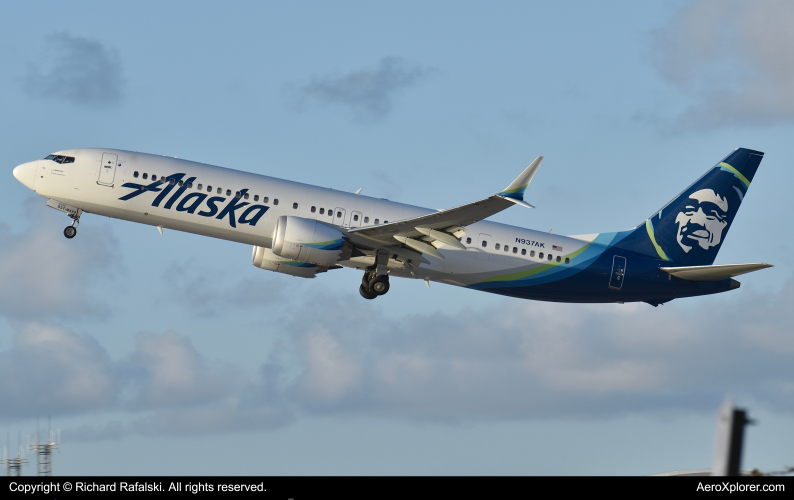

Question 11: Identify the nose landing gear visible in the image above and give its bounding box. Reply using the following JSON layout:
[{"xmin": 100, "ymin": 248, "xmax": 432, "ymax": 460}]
[
  {"xmin": 359, "ymin": 269, "xmax": 390, "ymax": 300},
  {"xmin": 63, "ymin": 212, "xmax": 81, "ymax": 239},
  {"xmin": 46, "ymin": 199, "xmax": 83, "ymax": 239}
]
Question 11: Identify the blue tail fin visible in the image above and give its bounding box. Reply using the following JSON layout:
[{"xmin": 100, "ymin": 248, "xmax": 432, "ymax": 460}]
[{"xmin": 615, "ymin": 148, "xmax": 764, "ymax": 266}]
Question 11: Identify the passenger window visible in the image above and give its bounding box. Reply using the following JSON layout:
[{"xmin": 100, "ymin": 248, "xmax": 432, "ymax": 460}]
[
  {"xmin": 539, "ymin": 252, "xmax": 543, "ymax": 259},
  {"xmin": 364, "ymin": 217, "xmax": 369, "ymax": 223},
  {"xmin": 531, "ymin": 250, "xmax": 535, "ymax": 257},
  {"xmin": 336, "ymin": 211, "xmax": 342, "ymax": 218},
  {"xmin": 384, "ymin": 221, "xmax": 388, "ymax": 223},
  {"xmin": 548, "ymin": 254, "xmax": 553, "ymax": 261},
  {"xmin": 187, "ymin": 182, "xmax": 193, "ymax": 189},
  {"xmin": 495, "ymin": 244, "xmax": 500, "ymax": 250},
  {"xmin": 556, "ymin": 256, "xmax": 561, "ymax": 262},
  {"xmin": 254, "ymin": 195, "xmax": 259, "ymax": 201},
  {"xmin": 311, "ymin": 206, "xmax": 316, "ymax": 213},
  {"xmin": 466, "ymin": 237, "xmax": 472, "ymax": 244},
  {"xmin": 505, "ymin": 246, "xmax": 509, "ymax": 252},
  {"xmin": 263, "ymin": 197, "xmax": 269, "ymax": 203},
  {"xmin": 207, "ymin": 185, "xmax": 212, "ymax": 192},
  {"xmin": 565, "ymin": 258, "xmax": 570, "ymax": 264},
  {"xmin": 374, "ymin": 219, "xmax": 379, "ymax": 224},
  {"xmin": 216, "ymin": 187, "xmax": 221, "ymax": 194},
  {"xmin": 319, "ymin": 208, "xmax": 325, "ymax": 215},
  {"xmin": 482, "ymin": 241, "xmax": 487, "ymax": 248},
  {"xmin": 244, "ymin": 193, "xmax": 249, "ymax": 200},
  {"xmin": 293, "ymin": 203, "xmax": 298, "ymax": 209},
  {"xmin": 197, "ymin": 183, "xmax": 202, "ymax": 190},
  {"xmin": 353, "ymin": 214, "xmax": 359, "ymax": 221},
  {"xmin": 226, "ymin": 189, "xmax": 231, "ymax": 196},
  {"xmin": 143, "ymin": 173, "xmax": 148, "ymax": 180},
  {"xmin": 274, "ymin": 199, "xmax": 279, "ymax": 205},
  {"xmin": 152, "ymin": 175, "xmax": 157, "ymax": 181},
  {"xmin": 170, "ymin": 179, "xmax": 176, "ymax": 186},
  {"xmin": 513, "ymin": 247, "xmax": 517, "ymax": 254},
  {"xmin": 178, "ymin": 180, "xmax": 183, "ymax": 187},
  {"xmin": 134, "ymin": 171, "xmax": 139, "ymax": 178},
  {"xmin": 521, "ymin": 249, "xmax": 526, "ymax": 255},
  {"xmin": 235, "ymin": 191, "xmax": 241, "ymax": 198}
]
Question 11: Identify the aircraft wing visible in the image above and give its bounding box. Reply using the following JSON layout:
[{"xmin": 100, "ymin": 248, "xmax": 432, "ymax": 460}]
[
  {"xmin": 346, "ymin": 157, "xmax": 543, "ymax": 260},
  {"xmin": 660, "ymin": 263, "xmax": 772, "ymax": 282}
]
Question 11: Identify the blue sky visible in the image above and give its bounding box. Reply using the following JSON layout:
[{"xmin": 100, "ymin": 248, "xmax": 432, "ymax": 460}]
[{"xmin": 1, "ymin": 0, "xmax": 793, "ymax": 475}]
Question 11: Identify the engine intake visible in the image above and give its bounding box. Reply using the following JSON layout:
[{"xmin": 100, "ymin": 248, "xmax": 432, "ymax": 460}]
[{"xmin": 272, "ymin": 216, "xmax": 351, "ymax": 266}]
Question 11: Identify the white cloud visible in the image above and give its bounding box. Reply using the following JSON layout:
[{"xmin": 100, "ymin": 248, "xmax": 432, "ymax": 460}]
[
  {"xmin": 297, "ymin": 57, "xmax": 435, "ymax": 122},
  {"xmin": 4, "ymin": 273, "xmax": 793, "ymax": 439},
  {"xmin": 0, "ymin": 199, "xmax": 118, "ymax": 321},
  {"xmin": 25, "ymin": 33, "xmax": 124, "ymax": 108},
  {"xmin": 294, "ymin": 329, "xmax": 361, "ymax": 405},
  {"xmin": 159, "ymin": 259, "xmax": 290, "ymax": 316},
  {"xmin": 0, "ymin": 323, "xmax": 116, "ymax": 417},
  {"xmin": 123, "ymin": 331, "xmax": 239, "ymax": 409},
  {"xmin": 272, "ymin": 278, "xmax": 794, "ymax": 420},
  {"xmin": 650, "ymin": 0, "xmax": 794, "ymax": 129}
]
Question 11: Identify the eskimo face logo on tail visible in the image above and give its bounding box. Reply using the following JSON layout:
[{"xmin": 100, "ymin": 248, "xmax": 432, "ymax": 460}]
[
  {"xmin": 118, "ymin": 173, "xmax": 269, "ymax": 228},
  {"xmin": 674, "ymin": 189, "xmax": 729, "ymax": 253}
]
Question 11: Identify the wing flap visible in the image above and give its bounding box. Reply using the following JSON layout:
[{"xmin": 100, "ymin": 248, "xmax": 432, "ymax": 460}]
[{"xmin": 660, "ymin": 263, "xmax": 772, "ymax": 282}]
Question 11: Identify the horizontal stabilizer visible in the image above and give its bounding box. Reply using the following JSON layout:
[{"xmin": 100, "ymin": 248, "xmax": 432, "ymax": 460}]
[{"xmin": 660, "ymin": 263, "xmax": 772, "ymax": 282}]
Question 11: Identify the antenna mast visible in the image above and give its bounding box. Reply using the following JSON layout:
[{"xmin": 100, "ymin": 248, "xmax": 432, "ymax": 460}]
[
  {"xmin": 2, "ymin": 432, "xmax": 28, "ymax": 476},
  {"xmin": 29, "ymin": 416, "xmax": 59, "ymax": 476}
]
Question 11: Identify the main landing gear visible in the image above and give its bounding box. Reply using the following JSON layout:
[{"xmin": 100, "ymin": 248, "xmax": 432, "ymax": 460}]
[
  {"xmin": 63, "ymin": 213, "xmax": 81, "ymax": 239},
  {"xmin": 359, "ymin": 269, "xmax": 390, "ymax": 300}
]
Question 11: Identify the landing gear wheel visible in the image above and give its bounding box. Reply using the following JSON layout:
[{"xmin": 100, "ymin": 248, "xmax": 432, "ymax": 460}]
[
  {"xmin": 64, "ymin": 226, "xmax": 77, "ymax": 239},
  {"xmin": 359, "ymin": 284, "xmax": 378, "ymax": 300},
  {"xmin": 370, "ymin": 275, "xmax": 390, "ymax": 295}
]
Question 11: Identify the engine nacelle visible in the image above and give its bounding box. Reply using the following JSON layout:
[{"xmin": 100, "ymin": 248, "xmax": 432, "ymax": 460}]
[
  {"xmin": 252, "ymin": 246, "xmax": 328, "ymax": 278},
  {"xmin": 271, "ymin": 216, "xmax": 351, "ymax": 266}
]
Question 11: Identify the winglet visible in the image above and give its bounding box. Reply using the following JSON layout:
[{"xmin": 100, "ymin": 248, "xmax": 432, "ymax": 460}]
[{"xmin": 500, "ymin": 156, "xmax": 543, "ymax": 201}]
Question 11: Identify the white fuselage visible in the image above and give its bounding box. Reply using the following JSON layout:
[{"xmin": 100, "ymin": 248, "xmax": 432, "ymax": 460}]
[{"xmin": 15, "ymin": 148, "xmax": 593, "ymax": 287}]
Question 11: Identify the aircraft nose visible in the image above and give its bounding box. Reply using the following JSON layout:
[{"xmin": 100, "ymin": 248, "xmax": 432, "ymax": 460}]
[{"xmin": 13, "ymin": 160, "xmax": 37, "ymax": 189}]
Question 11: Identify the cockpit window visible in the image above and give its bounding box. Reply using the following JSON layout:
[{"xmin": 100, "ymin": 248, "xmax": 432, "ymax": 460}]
[{"xmin": 44, "ymin": 154, "xmax": 75, "ymax": 164}]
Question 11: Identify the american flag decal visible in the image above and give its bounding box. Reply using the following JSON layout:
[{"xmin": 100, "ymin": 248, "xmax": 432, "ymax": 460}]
[{"xmin": 553, "ymin": 245, "xmax": 563, "ymax": 251}]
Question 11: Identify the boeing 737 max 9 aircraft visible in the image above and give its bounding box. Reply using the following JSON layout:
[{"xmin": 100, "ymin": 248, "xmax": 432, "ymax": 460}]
[{"xmin": 12, "ymin": 147, "xmax": 771, "ymax": 305}]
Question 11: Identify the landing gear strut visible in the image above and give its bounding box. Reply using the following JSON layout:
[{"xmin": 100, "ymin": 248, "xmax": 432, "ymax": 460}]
[
  {"xmin": 64, "ymin": 212, "xmax": 80, "ymax": 239},
  {"xmin": 360, "ymin": 268, "xmax": 390, "ymax": 299}
]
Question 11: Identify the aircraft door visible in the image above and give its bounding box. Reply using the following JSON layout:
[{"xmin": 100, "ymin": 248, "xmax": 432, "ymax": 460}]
[
  {"xmin": 608, "ymin": 255, "xmax": 627, "ymax": 290},
  {"xmin": 476, "ymin": 233, "xmax": 491, "ymax": 261},
  {"xmin": 350, "ymin": 211, "xmax": 363, "ymax": 228},
  {"xmin": 333, "ymin": 207, "xmax": 346, "ymax": 226},
  {"xmin": 97, "ymin": 152, "xmax": 118, "ymax": 186}
]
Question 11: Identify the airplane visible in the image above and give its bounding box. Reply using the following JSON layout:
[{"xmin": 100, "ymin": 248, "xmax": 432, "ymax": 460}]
[{"xmin": 12, "ymin": 147, "xmax": 771, "ymax": 305}]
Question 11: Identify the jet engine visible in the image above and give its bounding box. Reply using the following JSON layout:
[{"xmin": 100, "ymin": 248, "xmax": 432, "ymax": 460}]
[
  {"xmin": 252, "ymin": 246, "xmax": 329, "ymax": 278},
  {"xmin": 271, "ymin": 216, "xmax": 351, "ymax": 266}
]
